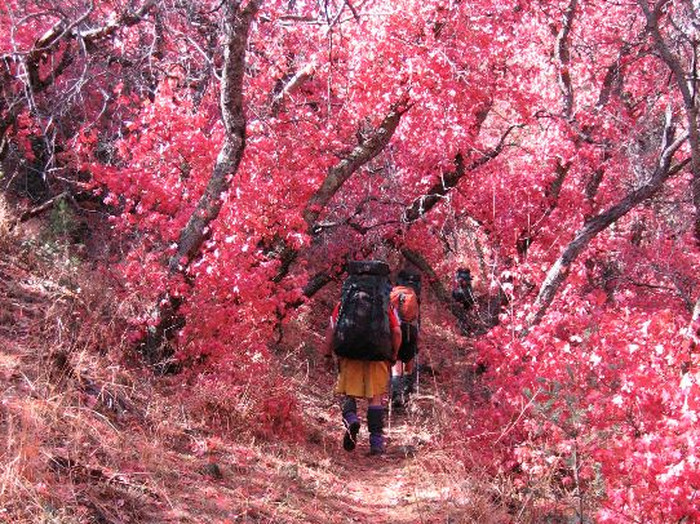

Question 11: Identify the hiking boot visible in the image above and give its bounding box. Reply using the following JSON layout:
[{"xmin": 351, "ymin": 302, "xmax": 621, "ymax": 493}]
[
  {"xmin": 342, "ymin": 397, "xmax": 360, "ymax": 452},
  {"xmin": 367, "ymin": 406, "xmax": 385, "ymax": 455},
  {"xmin": 400, "ymin": 371, "xmax": 416, "ymax": 408},
  {"xmin": 369, "ymin": 443, "xmax": 385, "ymax": 455},
  {"xmin": 343, "ymin": 417, "xmax": 361, "ymax": 451},
  {"xmin": 391, "ymin": 375, "xmax": 405, "ymax": 409},
  {"xmin": 369, "ymin": 435, "xmax": 385, "ymax": 455}
]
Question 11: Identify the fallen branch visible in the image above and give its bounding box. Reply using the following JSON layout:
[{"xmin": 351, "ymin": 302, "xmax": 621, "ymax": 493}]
[{"xmin": 10, "ymin": 191, "xmax": 69, "ymax": 230}]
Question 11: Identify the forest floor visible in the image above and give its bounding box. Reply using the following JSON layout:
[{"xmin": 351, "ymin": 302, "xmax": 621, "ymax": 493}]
[{"xmin": 0, "ymin": 216, "xmax": 511, "ymax": 524}]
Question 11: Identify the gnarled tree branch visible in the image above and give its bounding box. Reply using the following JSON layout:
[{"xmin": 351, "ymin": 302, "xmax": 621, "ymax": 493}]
[
  {"xmin": 302, "ymin": 95, "xmax": 411, "ymax": 226},
  {"xmin": 556, "ymin": 0, "xmax": 578, "ymax": 119},
  {"xmin": 0, "ymin": 1, "xmax": 159, "ymax": 161},
  {"xmin": 402, "ymin": 124, "xmax": 519, "ymax": 223},
  {"xmin": 140, "ymin": 0, "xmax": 262, "ymax": 367},
  {"xmin": 270, "ymin": 62, "xmax": 315, "ymax": 116},
  {"xmin": 526, "ymin": 110, "xmax": 689, "ymax": 328},
  {"xmin": 640, "ymin": 0, "xmax": 700, "ymax": 243},
  {"xmin": 169, "ymin": 0, "xmax": 262, "ymax": 272},
  {"xmin": 272, "ymin": 95, "xmax": 410, "ymax": 282}
]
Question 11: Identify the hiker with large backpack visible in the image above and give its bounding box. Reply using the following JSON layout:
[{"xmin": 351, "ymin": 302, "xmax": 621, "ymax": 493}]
[
  {"xmin": 389, "ymin": 270, "xmax": 421, "ymax": 409},
  {"xmin": 322, "ymin": 260, "xmax": 402, "ymax": 455},
  {"xmin": 452, "ymin": 267, "xmax": 475, "ymax": 310}
]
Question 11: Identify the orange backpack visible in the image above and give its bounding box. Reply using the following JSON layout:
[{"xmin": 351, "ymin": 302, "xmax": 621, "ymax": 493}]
[{"xmin": 390, "ymin": 285, "xmax": 419, "ymax": 323}]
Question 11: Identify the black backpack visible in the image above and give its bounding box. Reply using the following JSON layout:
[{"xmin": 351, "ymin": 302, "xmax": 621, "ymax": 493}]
[{"xmin": 332, "ymin": 261, "xmax": 393, "ymax": 361}]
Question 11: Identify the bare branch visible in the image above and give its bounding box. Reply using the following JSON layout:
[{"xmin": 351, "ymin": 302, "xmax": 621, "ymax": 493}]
[
  {"xmin": 11, "ymin": 191, "xmax": 69, "ymax": 228},
  {"xmin": 596, "ymin": 44, "xmax": 632, "ymax": 108},
  {"xmin": 640, "ymin": 0, "xmax": 700, "ymax": 243},
  {"xmin": 0, "ymin": 0, "xmax": 159, "ymax": 163},
  {"xmin": 273, "ymin": 96, "xmax": 410, "ymax": 282},
  {"xmin": 556, "ymin": 0, "xmax": 578, "ymax": 119},
  {"xmin": 526, "ymin": 114, "xmax": 689, "ymax": 328},
  {"xmin": 75, "ymin": 0, "xmax": 158, "ymax": 42},
  {"xmin": 302, "ymin": 94, "xmax": 411, "ymax": 226},
  {"xmin": 270, "ymin": 62, "xmax": 315, "ymax": 115},
  {"xmin": 402, "ymin": 124, "xmax": 519, "ymax": 223}
]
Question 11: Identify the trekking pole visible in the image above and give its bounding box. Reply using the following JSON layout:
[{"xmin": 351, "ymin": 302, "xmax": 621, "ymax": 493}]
[
  {"xmin": 400, "ymin": 361, "xmax": 406, "ymax": 407},
  {"xmin": 387, "ymin": 369, "xmax": 393, "ymax": 433},
  {"xmin": 415, "ymin": 352, "xmax": 420, "ymax": 397}
]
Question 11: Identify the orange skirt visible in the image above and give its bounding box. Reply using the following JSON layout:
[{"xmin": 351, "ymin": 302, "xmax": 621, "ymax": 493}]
[{"xmin": 335, "ymin": 358, "xmax": 390, "ymax": 398}]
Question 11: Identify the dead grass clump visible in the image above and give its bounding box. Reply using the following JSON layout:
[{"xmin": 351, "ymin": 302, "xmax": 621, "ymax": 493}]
[
  {"xmin": 0, "ymin": 362, "xmax": 160, "ymax": 522},
  {"xmin": 0, "ymin": 216, "xmax": 167, "ymax": 522}
]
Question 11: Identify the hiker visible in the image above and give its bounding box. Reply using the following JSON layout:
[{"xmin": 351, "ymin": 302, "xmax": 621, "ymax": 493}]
[
  {"xmin": 389, "ymin": 270, "xmax": 421, "ymax": 409},
  {"xmin": 323, "ymin": 260, "xmax": 402, "ymax": 455},
  {"xmin": 452, "ymin": 267, "xmax": 475, "ymax": 310}
]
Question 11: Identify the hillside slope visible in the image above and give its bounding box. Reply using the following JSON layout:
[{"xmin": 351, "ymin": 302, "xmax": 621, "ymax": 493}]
[{"xmin": 0, "ymin": 215, "xmax": 511, "ymax": 523}]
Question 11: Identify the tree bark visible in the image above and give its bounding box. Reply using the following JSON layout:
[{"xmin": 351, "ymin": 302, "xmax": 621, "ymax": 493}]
[
  {"xmin": 272, "ymin": 96, "xmax": 410, "ymax": 282},
  {"xmin": 302, "ymin": 96, "xmax": 410, "ymax": 227},
  {"xmin": 140, "ymin": 0, "xmax": 262, "ymax": 366},
  {"xmin": 169, "ymin": 0, "xmax": 262, "ymax": 272},
  {"xmin": 402, "ymin": 125, "xmax": 518, "ymax": 223},
  {"xmin": 556, "ymin": 0, "xmax": 578, "ymax": 120}
]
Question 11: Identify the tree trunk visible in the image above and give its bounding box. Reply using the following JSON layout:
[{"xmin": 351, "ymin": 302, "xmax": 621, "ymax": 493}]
[
  {"xmin": 640, "ymin": 0, "xmax": 700, "ymax": 244},
  {"xmin": 169, "ymin": 0, "xmax": 262, "ymax": 272},
  {"xmin": 141, "ymin": 0, "xmax": 262, "ymax": 367}
]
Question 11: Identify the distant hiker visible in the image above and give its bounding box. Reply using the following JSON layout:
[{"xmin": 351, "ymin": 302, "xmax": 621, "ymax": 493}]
[
  {"xmin": 389, "ymin": 270, "xmax": 421, "ymax": 409},
  {"xmin": 452, "ymin": 267, "xmax": 475, "ymax": 310},
  {"xmin": 323, "ymin": 260, "xmax": 402, "ymax": 455}
]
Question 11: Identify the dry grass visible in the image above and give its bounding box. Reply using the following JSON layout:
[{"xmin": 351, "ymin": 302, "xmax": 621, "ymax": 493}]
[
  {"xmin": 0, "ymin": 204, "xmax": 568, "ymax": 523},
  {"xmin": 0, "ymin": 210, "xmax": 183, "ymax": 521}
]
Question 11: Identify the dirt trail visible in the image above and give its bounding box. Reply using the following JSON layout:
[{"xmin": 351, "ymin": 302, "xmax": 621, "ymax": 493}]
[
  {"xmin": 331, "ymin": 411, "xmax": 431, "ymax": 523},
  {"xmin": 281, "ymin": 327, "xmax": 485, "ymax": 524},
  {"xmin": 311, "ymin": 381, "xmax": 464, "ymax": 524},
  {"xmin": 0, "ymin": 251, "xmax": 487, "ymax": 523}
]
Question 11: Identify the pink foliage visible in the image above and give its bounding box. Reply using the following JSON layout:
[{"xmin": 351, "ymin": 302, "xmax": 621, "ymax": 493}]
[{"xmin": 3, "ymin": 0, "xmax": 700, "ymax": 518}]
